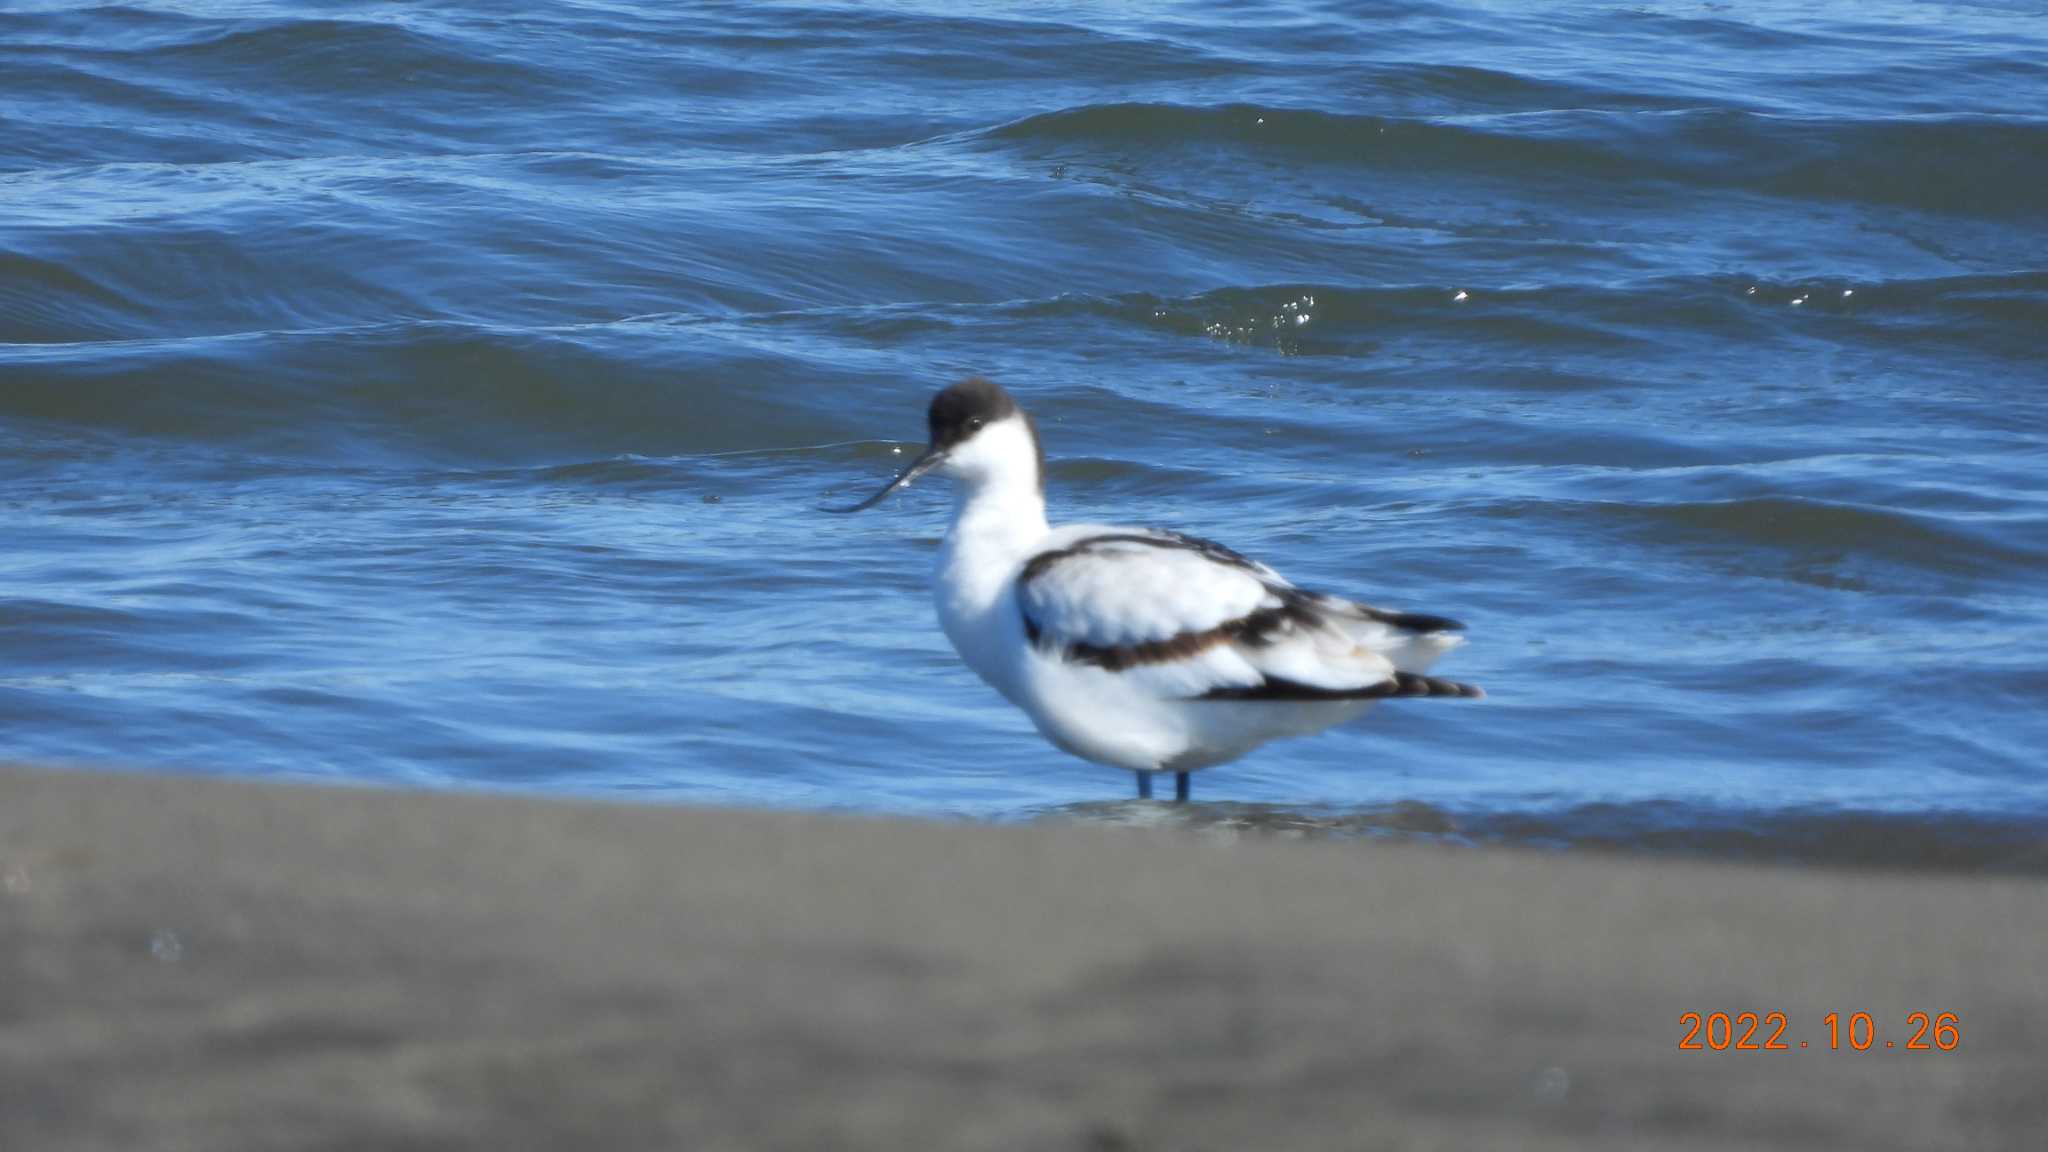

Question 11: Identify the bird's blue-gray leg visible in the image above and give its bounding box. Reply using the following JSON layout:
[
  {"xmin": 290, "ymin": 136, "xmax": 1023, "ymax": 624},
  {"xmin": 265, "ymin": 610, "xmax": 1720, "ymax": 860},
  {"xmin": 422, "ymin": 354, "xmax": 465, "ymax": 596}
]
[
  {"xmin": 1136, "ymin": 771, "xmax": 1154, "ymax": 800},
  {"xmin": 1175, "ymin": 772, "xmax": 1190, "ymax": 803}
]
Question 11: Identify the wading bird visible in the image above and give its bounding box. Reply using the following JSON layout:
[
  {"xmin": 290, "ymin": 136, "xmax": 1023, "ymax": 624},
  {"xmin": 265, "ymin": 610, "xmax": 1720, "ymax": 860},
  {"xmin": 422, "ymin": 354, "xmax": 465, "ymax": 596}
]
[{"xmin": 832, "ymin": 378, "xmax": 1481, "ymax": 802}]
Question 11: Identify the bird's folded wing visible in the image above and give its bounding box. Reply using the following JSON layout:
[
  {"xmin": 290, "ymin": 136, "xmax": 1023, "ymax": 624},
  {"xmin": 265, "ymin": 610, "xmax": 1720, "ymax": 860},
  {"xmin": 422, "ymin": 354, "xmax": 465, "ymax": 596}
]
[{"xmin": 1016, "ymin": 532, "xmax": 1399, "ymax": 699}]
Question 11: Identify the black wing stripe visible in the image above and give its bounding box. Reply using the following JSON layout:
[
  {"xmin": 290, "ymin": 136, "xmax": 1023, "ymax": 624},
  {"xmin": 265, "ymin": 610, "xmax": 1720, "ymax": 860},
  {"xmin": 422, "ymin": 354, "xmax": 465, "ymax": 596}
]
[
  {"xmin": 1358, "ymin": 606, "xmax": 1466, "ymax": 634},
  {"xmin": 1055, "ymin": 604, "xmax": 1311, "ymax": 672},
  {"xmin": 1201, "ymin": 671, "xmax": 1484, "ymax": 702}
]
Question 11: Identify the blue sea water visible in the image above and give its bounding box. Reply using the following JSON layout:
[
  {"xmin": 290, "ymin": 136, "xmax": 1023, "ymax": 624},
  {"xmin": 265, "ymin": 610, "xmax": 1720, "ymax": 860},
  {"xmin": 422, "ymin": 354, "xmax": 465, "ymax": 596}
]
[{"xmin": 3, "ymin": 1, "xmax": 2046, "ymax": 861}]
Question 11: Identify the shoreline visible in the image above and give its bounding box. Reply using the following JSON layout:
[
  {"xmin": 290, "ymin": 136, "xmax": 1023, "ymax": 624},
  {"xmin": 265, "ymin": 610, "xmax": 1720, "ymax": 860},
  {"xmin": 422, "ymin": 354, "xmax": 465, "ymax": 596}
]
[
  {"xmin": 4, "ymin": 764, "xmax": 2043, "ymax": 1149},
  {"xmin": 1040, "ymin": 796, "xmax": 2048, "ymax": 876}
]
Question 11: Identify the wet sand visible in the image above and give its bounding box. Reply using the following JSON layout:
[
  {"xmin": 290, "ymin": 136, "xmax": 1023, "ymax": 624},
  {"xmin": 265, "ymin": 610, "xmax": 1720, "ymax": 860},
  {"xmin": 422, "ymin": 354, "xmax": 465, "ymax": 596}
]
[{"xmin": 3, "ymin": 765, "xmax": 2043, "ymax": 1150}]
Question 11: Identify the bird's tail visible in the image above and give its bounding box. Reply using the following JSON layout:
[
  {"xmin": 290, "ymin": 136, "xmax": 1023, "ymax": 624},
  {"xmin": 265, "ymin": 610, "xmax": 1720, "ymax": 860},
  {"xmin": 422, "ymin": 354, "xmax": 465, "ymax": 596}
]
[
  {"xmin": 1202, "ymin": 670, "xmax": 1485, "ymax": 702},
  {"xmin": 1375, "ymin": 671, "xmax": 1486, "ymax": 699},
  {"xmin": 1310, "ymin": 595, "xmax": 1468, "ymax": 674}
]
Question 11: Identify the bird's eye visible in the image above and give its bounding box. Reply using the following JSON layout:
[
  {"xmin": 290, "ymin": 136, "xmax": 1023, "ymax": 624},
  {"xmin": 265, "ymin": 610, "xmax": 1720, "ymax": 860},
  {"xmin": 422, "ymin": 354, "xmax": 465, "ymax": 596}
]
[{"xmin": 968, "ymin": 417, "xmax": 985, "ymax": 430}]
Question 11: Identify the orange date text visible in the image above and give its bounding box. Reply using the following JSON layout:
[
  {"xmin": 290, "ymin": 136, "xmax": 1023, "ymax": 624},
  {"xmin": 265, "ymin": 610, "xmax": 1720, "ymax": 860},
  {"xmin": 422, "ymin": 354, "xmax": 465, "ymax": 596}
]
[{"xmin": 1678, "ymin": 1011, "xmax": 1960, "ymax": 1051}]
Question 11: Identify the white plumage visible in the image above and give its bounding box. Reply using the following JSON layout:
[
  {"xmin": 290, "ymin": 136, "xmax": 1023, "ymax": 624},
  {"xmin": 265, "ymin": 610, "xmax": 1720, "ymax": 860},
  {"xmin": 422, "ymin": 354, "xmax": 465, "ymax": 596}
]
[{"xmin": 835, "ymin": 378, "xmax": 1481, "ymax": 801}]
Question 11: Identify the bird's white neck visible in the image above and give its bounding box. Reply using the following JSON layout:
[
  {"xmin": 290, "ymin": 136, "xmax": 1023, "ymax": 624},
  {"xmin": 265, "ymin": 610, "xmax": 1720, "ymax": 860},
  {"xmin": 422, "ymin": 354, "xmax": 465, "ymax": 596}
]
[
  {"xmin": 935, "ymin": 414, "xmax": 1048, "ymax": 568},
  {"xmin": 944, "ymin": 472, "xmax": 1049, "ymax": 572},
  {"xmin": 928, "ymin": 414, "xmax": 1050, "ymax": 699},
  {"xmin": 933, "ymin": 473, "xmax": 1047, "ymax": 701}
]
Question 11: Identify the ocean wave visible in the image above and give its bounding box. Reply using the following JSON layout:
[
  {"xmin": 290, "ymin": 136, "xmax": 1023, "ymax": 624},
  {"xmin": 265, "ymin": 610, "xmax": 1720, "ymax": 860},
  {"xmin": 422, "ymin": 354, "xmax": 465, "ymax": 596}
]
[
  {"xmin": 0, "ymin": 322, "xmax": 862, "ymax": 462},
  {"xmin": 4, "ymin": 267, "xmax": 2041, "ymax": 452},
  {"xmin": 3, "ymin": 9, "xmax": 559, "ymax": 93},
  {"xmin": 1056, "ymin": 274, "xmax": 2048, "ymax": 356},
  {"xmin": 984, "ymin": 102, "xmax": 2048, "ymax": 218},
  {"xmin": 1609, "ymin": 495, "xmax": 2046, "ymax": 579}
]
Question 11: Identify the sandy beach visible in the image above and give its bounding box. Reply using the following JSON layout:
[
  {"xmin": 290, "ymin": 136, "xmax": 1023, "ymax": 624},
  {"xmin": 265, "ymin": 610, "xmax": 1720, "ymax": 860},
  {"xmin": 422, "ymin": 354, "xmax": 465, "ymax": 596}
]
[{"xmin": 2, "ymin": 764, "xmax": 2042, "ymax": 1150}]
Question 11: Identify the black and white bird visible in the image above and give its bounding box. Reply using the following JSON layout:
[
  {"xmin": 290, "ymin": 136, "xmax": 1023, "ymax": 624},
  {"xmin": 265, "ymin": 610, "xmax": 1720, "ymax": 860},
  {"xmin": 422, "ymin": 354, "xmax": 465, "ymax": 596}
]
[{"xmin": 833, "ymin": 378, "xmax": 1482, "ymax": 802}]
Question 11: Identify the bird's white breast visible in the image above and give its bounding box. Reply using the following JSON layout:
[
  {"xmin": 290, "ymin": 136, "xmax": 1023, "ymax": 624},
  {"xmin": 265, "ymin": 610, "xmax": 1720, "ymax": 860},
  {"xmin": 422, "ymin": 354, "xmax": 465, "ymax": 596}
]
[{"xmin": 930, "ymin": 490, "xmax": 1054, "ymax": 706}]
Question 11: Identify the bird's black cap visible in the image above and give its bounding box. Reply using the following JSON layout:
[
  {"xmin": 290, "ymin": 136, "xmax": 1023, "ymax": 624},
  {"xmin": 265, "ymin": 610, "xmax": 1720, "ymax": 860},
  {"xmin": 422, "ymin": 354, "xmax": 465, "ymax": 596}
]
[
  {"xmin": 927, "ymin": 377, "xmax": 1020, "ymax": 451},
  {"xmin": 928, "ymin": 377, "xmax": 1042, "ymax": 487},
  {"xmin": 825, "ymin": 376, "xmax": 1042, "ymax": 513}
]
